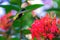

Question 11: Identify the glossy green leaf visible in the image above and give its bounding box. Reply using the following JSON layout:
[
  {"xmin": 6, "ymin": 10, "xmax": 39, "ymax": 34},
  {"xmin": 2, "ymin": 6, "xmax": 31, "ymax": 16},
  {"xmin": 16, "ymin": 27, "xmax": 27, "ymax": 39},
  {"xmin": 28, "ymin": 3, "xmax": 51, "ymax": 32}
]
[
  {"xmin": 10, "ymin": 0, "xmax": 22, "ymax": 7},
  {"xmin": 0, "ymin": 5, "xmax": 20, "ymax": 13},
  {"xmin": 25, "ymin": 4, "xmax": 43, "ymax": 12},
  {"xmin": 46, "ymin": 8, "xmax": 60, "ymax": 11}
]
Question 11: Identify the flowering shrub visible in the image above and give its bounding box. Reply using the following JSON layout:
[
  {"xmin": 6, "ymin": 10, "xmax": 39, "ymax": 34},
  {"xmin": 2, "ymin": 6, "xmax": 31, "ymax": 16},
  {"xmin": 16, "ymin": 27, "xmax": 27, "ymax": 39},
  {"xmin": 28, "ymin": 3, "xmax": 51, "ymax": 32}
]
[{"xmin": 28, "ymin": 13, "xmax": 60, "ymax": 40}]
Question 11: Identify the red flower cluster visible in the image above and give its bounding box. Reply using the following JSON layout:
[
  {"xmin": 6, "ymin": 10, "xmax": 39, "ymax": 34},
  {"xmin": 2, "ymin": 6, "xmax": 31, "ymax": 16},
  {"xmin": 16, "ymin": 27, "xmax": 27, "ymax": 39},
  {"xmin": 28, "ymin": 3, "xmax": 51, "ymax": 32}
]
[
  {"xmin": 0, "ymin": 12, "xmax": 13, "ymax": 31},
  {"xmin": 28, "ymin": 14, "xmax": 60, "ymax": 40}
]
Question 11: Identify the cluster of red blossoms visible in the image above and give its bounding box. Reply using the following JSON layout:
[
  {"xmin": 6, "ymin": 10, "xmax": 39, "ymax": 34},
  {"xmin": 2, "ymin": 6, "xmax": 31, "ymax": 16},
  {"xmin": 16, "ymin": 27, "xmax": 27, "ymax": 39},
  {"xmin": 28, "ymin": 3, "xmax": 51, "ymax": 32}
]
[
  {"xmin": 28, "ymin": 13, "xmax": 60, "ymax": 40},
  {"xmin": 0, "ymin": 12, "xmax": 13, "ymax": 31}
]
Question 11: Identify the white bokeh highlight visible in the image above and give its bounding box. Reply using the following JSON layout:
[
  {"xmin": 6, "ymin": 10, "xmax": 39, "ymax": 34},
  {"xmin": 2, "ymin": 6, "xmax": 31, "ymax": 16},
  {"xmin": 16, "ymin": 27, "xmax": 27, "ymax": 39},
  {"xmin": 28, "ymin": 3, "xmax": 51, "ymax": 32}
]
[
  {"xmin": 0, "ymin": 7, "xmax": 6, "ymax": 18},
  {"xmin": 1, "ymin": 2, "xmax": 10, "ymax": 5}
]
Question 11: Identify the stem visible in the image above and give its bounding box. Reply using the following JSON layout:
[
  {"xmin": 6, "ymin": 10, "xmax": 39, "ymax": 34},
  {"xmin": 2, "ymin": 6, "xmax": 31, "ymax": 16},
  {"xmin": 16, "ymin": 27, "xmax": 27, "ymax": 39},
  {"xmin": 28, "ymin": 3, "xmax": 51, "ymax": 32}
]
[{"xmin": 20, "ymin": 30, "xmax": 22, "ymax": 40}]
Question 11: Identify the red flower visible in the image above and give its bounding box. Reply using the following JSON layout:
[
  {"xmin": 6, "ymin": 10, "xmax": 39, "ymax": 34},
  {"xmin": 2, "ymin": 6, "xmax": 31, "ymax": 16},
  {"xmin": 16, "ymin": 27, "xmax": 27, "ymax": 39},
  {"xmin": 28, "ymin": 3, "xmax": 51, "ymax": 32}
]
[
  {"xmin": 28, "ymin": 13, "xmax": 60, "ymax": 40},
  {"xmin": 0, "ymin": 12, "xmax": 13, "ymax": 31},
  {"xmin": 47, "ymin": 33, "xmax": 54, "ymax": 40},
  {"xmin": 57, "ymin": 19, "xmax": 60, "ymax": 24}
]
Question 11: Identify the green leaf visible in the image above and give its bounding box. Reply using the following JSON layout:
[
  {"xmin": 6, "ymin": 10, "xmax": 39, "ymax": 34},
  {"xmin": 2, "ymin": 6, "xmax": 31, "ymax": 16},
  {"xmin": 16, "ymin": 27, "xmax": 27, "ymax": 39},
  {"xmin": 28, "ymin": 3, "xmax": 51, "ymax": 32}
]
[
  {"xmin": 19, "ymin": 12, "xmax": 34, "ymax": 27},
  {"xmin": 22, "ymin": 30, "xmax": 31, "ymax": 34},
  {"xmin": 10, "ymin": 0, "xmax": 22, "ymax": 7},
  {"xmin": 13, "ymin": 20, "xmax": 20, "ymax": 27},
  {"xmin": 0, "ymin": 36, "xmax": 6, "ymax": 40},
  {"xmin": 25, "ymin": 4, "xmax": 43, "ymax": 12},
  {"xmin": 46, "ymin": 8, "xmax": 60, "ymax": 11},
  {"xmin": 10, "ymin": 38, "xmax": 19, "ymax": 40},
  {"xmin": 0, "ymin": 5, "xmax": 20, "ymax": 13}
]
